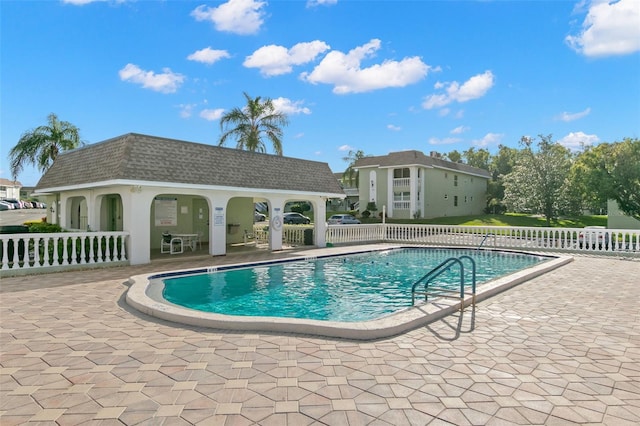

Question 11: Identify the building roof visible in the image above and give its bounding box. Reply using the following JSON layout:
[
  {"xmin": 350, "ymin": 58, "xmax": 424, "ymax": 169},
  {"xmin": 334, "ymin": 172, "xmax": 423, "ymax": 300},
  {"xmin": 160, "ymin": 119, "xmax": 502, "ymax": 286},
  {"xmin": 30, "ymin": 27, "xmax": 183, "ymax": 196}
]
[
  {"xmin": 353, "ymin": 150, "xmax": 491, "ymax": 178},
  {"xmin": 35, "ymin": 133, "xmax": 345, "ymax": 196},
  {"xmin": 0, "ymin": 178, "xmax": 22, "ymax": 187}
]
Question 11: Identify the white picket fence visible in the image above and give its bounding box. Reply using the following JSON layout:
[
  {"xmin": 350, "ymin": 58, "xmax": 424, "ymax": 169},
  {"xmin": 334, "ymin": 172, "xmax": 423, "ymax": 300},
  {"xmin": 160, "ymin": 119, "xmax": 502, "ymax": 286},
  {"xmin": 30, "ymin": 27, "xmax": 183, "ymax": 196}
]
[
  {"xmin": 327, "ymin": 224, "xmax": 640, "ymax": 256},
  {"xmin": 0, "ymin": 231, "xmax": 129, "ymax": 276},
  {"xmin": 2, "ymin": 224, "xmax": 637, "ymax": 276}
]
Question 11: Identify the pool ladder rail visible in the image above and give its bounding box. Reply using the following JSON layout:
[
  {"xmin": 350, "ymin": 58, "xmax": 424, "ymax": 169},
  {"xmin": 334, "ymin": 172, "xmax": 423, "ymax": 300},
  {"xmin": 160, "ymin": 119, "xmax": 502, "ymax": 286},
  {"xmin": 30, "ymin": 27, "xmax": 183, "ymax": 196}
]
[{"xmin": 411, "ymin": 255, "xmax": 477, "ymax": 311}]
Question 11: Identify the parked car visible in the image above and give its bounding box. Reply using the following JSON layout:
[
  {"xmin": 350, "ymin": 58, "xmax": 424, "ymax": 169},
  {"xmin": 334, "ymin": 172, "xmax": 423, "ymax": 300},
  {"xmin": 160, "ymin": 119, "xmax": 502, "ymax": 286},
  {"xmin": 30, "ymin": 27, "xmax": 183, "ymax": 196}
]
[
  {"xmin": 0, "ymin": 203, "xmax": 9, "ymax": 211},
  {"xmin": 0, "ymin": 201, "xmax": 16, "ymax": 210},
  {"xmin": 254, "ymin": 210, "xmax": 266, "ymax": 222},
  {"xmin": 283, "ymin": 212, "xmax": 311, "ymax": 224},
  {"xmin": 578, "ymin": 226, "xmax": 610, "ymax": 249},
  {"xmin": 327, "ymin": 214, "xmax": 361, "ymax": 224},
  {"xmin": 3, "ymin": 199, "xmax": 22, "ymax": 209}
]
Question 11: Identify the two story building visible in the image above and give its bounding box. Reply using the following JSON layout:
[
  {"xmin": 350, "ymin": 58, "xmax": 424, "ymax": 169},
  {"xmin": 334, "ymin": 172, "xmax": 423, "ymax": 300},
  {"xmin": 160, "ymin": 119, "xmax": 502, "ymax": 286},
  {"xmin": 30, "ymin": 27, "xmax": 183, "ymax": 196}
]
[{"xmin": 354, "ymin": 150, "xmax": 491, "ymax": 219}]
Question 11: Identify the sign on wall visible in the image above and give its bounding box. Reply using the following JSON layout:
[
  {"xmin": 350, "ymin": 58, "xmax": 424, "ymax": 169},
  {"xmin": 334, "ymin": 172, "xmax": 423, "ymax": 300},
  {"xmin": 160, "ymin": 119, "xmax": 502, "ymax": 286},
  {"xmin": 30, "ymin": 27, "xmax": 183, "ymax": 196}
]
[{"xmin": 154, "ymin": 197, "xmax": 177, "ymax": 226}]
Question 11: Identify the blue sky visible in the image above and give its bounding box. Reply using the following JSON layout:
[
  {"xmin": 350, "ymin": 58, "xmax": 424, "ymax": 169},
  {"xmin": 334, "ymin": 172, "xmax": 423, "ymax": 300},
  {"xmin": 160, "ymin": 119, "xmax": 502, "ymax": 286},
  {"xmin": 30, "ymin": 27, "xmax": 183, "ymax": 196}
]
[{"xmin": 2, "ymin": 0, "xmax": 639, "ymax": 187}]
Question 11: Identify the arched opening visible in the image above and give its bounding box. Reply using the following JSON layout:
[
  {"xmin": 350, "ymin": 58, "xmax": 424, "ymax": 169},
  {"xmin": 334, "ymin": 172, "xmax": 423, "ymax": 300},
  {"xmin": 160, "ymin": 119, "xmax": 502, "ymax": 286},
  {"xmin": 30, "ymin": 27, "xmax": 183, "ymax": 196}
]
[
  {"xmin": 150, "ymin": 193, "xmax": 210, "ymax": 255},
  {"xmin": 66, "ymin": 196, "xmax": 87, "ymax": 230}
]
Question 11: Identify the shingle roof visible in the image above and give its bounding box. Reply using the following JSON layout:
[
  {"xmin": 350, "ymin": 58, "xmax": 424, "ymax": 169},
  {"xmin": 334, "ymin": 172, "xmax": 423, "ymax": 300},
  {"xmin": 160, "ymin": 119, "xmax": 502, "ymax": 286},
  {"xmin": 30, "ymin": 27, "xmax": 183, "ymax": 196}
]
[
  {"xmin": 35, "ymin": 133, "xmax": 345, "ymax": 195},
  {"xmin": 353, "ymin": 150, "xmax": 491, "ymax": 178}
]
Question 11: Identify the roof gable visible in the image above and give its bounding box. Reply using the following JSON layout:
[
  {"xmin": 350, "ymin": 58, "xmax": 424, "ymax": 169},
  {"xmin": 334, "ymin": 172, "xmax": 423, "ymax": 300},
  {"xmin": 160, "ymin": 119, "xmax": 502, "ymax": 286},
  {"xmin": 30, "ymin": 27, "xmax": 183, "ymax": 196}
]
[{"xmin": 35, "ymin": 133, "xmax": 344, "ymax": 195}]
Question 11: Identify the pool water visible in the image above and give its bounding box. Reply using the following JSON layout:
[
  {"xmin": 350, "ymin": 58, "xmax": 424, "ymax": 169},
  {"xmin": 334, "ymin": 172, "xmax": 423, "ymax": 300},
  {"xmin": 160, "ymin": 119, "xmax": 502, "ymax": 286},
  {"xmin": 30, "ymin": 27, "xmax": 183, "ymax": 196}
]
[{"xmin": 162, "ymin": 248, "xmax": 550, "ymax": 322}]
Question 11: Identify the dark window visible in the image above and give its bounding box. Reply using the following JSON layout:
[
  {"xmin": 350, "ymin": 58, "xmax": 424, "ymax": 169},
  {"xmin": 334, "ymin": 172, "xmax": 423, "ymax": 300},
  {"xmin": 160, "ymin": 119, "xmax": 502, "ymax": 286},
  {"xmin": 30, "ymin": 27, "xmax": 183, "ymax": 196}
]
[{"xmin": 454, "ymin": 196, "xmax": 458, "ymax": 207}]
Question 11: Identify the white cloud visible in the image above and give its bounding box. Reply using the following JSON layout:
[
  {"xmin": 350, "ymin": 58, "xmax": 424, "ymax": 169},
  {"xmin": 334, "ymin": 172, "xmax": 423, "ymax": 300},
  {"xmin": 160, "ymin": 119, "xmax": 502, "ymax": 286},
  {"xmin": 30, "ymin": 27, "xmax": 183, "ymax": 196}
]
[
  {"xmin": 387, "ymin": 124, "xmax": 401, "ymax": 131},
  {"xmin": 187, "ymin": 47, "xmax": 231, "ymax": 65},
  {"xmin": 307, "ymin": 0, "xmax": 337, "ymax": 6},
  {"xmin": 428, "ymin": 137, "xmax": 461, "ymax": 145},
  {"xmin": 178, "ymin": 103, "xmax": 196, "ymax": 118},
  {"xmin": 301, "ymin": 39, "xmax": 431, "ymax": 94},
  {"xmin": 423, "ymin": 71, "xmax": 495, "ymax": 109},
  {"xmin": 472, "ymin": 132, "xmax": 504, "ymax": 147},
  {"xmin": 558, "ymin": 131, "xmax": 600, "ymax": 149},
  {"xmin": 244, "ymin": 41, "xmax": 330, "ymax": 76},
  {"xmin": 118, "ymin": 63, "xmax": 184, "ymax": 93},
  {"xmin": 191, "ymin": 0, "xmax": 266, "ymax": 35},
  {"xmin": 272, "ymin": 97, "xmax": 312, "ymax": 115},
  {"xmin": 338, "ymin": 144, "xmax": 354, "ymax": 151},
  {"xmin": 555, "ymin": 107, "xmax": 591, "ymax": 122},
  {"xmin": 450, "ymin": 125, "xmax": 469, "ymax": 134},
  {"xmin": 566, "ymin": 0, "xmax": 640, "ymax": 57},
  {"xmin": 199, "ymin": 108, "xmax": 225, "ymax": 121}
]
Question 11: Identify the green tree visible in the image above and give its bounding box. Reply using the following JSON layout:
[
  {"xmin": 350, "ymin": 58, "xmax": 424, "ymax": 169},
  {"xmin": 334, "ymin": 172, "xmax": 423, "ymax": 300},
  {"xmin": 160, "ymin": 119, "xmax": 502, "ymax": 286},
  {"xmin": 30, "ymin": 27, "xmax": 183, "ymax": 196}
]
[
  {"xmin": 445, "ymin": 150, "xmax": 462, "ymax": 163},
  {"xmin": 570, "ymin": 138, "xmax": 640, "ymax": 219},
  {"xmin": 503, "ymin": 135, "xmax": 578, "ymax": 225},
  {"xmin": 342, "ymin": 149, "xmax": 367, "ymax": 187},
  {"xmin": 218, "ymin": 92, "xmax": 289, "ymax": 155},
  {"xmin": 9, "ymin": 113, "xmax": 82, "ymax": 179},
  {"xmin": 462, "ymin": 147, "xmax": 490, "ymax": 170},
  {"xmin": 486, "ymin": 145, "xmax": 519, "ymax": 213},
  {"xmin": 569, "ymin": 143, "xmax": 611, "ymax": 213},
  {"xmin": 607, "ymin": 138, "xmax": 640, "ymax": 219}
]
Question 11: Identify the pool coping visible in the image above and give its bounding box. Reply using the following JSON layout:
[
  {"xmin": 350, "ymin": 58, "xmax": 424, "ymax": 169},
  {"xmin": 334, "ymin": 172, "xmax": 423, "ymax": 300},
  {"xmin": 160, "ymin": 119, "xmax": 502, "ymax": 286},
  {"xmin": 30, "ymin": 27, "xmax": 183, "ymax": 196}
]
[{"xmin": 125, "ymin": 245, "xmax": 573, "ymax": 340}]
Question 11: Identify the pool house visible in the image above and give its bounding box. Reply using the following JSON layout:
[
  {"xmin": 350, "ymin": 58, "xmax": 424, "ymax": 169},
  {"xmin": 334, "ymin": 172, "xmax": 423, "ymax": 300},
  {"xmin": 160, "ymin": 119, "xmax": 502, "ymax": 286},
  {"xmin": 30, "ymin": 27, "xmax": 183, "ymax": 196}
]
[{"xmin": 32, "ymin": 133, "xmax": 345, "ymax": 266}]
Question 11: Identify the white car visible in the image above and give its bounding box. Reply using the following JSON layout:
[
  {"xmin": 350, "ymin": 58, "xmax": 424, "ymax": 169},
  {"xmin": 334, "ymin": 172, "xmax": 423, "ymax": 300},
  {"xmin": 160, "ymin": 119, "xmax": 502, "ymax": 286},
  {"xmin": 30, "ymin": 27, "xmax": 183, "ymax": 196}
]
[
  {"xmin": 578, "ymin": 226, "xmax": 610, "ymax": 249},
  {"xmin": 327, "ymin": 214, "xmax": 361, "ymax": 225}
]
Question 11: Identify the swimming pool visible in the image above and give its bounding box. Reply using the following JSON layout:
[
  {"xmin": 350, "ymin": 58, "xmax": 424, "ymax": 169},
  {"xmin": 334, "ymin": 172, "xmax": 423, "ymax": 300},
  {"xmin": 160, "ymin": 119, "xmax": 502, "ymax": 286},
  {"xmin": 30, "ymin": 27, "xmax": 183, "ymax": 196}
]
[
  {"xmin": 126, "ymin": 245, "xmax": 572, "ymax": 339},
  {"xmin": 161, "ymin": 248, "xmax": 549, "ymax": 322}
]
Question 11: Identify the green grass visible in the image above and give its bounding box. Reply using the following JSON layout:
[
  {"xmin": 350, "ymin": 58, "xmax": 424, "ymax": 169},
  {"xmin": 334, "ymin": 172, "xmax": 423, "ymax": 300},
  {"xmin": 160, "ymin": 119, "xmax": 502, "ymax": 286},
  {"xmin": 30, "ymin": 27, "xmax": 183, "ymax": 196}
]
[{"xmin": 341, "ymin": 212, "xmax": 607, "ymax": 228}]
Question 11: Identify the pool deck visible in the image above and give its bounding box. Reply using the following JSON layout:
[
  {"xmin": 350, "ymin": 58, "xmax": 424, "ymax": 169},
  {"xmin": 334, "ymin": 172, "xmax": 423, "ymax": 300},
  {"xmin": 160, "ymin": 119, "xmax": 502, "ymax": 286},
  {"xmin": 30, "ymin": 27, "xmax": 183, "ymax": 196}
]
[{"xmin": 1, "ymin": 245, "xmax": 639, "ymax": 425}]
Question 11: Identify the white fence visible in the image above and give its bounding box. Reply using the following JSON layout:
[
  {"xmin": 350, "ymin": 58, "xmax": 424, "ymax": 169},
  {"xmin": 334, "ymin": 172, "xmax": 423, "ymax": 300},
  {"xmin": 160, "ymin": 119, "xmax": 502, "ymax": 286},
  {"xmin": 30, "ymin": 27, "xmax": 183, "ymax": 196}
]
[
  {"xmin": 0, "ymin": 231, "xmax": 129, "ymax": 276},
  {"xmin": 327, "ymin": 224, "xmax": 640, "ymax": 256}
]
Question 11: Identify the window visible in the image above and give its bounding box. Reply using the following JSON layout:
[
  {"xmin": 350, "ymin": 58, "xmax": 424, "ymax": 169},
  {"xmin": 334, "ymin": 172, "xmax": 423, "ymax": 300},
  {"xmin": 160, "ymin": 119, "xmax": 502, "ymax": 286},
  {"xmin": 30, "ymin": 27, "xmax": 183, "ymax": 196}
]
[
  {"xmin": 454, "ymin": 175, "xmax": 458, "ymax": 187},
  {"xmin": 445, "ymin": 173, "xmax": 448, "ymax": 179},
  {"xmin": 444, "ymin": 194, "xmax": 448, "ymax": 200},
  {"xmin": 454, "ymin": 196, "xmax": 458, "ymax": 207},
  {"xmin": 393, "ymin": 168, "xmax": 410, "ymax": 178},
  {"xmin": 464, "ymin": 196, "xmax": 467, "ymax": 203},
  {"xmin": 394, "ymin": 191, "xmax": 410, "ymax": 201}
]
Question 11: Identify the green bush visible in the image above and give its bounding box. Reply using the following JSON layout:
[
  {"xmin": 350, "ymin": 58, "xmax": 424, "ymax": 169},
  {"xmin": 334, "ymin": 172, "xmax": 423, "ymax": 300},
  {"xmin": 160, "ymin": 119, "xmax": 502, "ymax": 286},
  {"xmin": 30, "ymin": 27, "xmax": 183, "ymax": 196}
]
[{"xmin": 28, "ymin": 222, "xmax": 63, "ymax": 233}]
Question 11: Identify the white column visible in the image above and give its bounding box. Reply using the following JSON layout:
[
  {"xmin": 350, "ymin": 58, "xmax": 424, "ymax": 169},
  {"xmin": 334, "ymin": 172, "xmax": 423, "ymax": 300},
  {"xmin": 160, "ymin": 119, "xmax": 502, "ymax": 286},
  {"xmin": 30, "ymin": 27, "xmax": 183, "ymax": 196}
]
[
  {"xmin": 210, "ymin": 196, "xmax": 230, "ymax": 256},
  {"xmin": 410, "ymin": 166, "xmax": 418, "ymax": 218},
  {"xmin": 268, "ymin": 197, "xmax": 286, "ymax": 251},
  {"xmin": 123, "ymin": 190, "xmax": 153, "ymax": 265},
  {"xmin": 314, "ymin": 197, "xmax": 327, "ymax": 247},
  {"xmin": 387, "ymin": 170, "xmax": 394, "ymax": 218}
]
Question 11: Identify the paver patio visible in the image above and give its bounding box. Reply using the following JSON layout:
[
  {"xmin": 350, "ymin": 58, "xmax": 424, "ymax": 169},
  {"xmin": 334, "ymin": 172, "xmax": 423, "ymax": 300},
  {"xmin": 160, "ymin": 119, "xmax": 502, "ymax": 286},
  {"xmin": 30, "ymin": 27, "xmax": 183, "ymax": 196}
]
[{"xmin": 1, "ymin": 247, "xmax": 639, "ymax": 425}]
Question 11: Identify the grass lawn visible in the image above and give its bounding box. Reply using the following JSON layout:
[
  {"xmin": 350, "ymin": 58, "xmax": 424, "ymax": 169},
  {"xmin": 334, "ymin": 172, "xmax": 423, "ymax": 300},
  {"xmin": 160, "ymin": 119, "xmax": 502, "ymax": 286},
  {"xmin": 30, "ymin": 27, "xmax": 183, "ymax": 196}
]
[{"xmin": 353, "ymin": 213, "xmax": 608, "ymax": 228}]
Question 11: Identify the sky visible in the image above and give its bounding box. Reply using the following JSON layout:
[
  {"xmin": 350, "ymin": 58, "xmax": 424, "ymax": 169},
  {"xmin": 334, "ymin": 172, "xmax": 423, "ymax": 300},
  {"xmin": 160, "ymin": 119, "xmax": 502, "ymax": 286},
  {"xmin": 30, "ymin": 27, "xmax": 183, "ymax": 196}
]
[{"xmin": 2, "ymin": 0, "xmax": 639, "ymax": 187}]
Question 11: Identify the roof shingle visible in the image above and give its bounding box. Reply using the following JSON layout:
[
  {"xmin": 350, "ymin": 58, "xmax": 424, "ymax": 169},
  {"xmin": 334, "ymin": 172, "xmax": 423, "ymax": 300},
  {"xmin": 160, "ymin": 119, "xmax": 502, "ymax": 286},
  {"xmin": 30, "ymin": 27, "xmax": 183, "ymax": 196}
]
[{"xmin": 35, "ymin": 133, "xmax": 345, "ymax": 195}]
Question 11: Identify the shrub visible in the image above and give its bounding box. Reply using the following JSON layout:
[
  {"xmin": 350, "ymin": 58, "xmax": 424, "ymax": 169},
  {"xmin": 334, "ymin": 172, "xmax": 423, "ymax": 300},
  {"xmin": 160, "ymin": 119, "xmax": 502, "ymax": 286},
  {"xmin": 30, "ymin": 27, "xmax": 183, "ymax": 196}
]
[
  {"xmin": 362, "ymin": 210, "xmax": 371, "ymax": 218},
  {"xmin": 28, "ymin": 222, "xmax": 63, "ymax": 233}
]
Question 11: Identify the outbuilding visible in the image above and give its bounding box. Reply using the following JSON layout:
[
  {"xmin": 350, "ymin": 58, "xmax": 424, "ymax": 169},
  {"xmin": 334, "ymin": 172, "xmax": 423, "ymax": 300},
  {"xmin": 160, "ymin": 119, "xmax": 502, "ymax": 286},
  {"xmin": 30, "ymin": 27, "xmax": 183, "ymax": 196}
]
[{"xmin": 34, "ymin": 133, "xmax": 345, "ymax": 265}]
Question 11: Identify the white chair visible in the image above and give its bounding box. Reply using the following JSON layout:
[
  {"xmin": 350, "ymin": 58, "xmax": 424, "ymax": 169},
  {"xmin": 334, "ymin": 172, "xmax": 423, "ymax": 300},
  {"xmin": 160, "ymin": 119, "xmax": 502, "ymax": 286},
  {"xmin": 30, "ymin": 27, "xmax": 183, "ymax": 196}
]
[
  {"xmin": 193, "ymin": 232, "xmax": 203, "ymax": 250},
  {"xmin": 161, "ymin": 233, "xmax": 183, "ymax": 254}
]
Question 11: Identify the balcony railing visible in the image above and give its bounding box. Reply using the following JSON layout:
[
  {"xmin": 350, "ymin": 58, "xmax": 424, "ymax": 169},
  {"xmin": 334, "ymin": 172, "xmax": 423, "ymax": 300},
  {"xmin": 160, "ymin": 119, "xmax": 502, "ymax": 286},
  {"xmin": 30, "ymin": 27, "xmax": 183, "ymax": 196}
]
[
  {"xmin": 393, "ymin": 201, "xmax": 410, "ymax": 210},
  {"xmin": 393, "ymin": 178, "xmax": 410, "ymax": 187}
]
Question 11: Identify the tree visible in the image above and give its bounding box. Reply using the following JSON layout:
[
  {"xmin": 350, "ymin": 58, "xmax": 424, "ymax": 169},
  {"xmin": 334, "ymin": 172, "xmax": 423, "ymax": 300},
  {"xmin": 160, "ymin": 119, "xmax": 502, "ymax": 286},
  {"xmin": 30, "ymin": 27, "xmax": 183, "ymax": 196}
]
[
  {"xmin": 462, "ymin": 147, "xmax": 490, "ymax": 170},
  {"xmin": 486, "ymin": 145, "xmax": 519, "ymax": 213},
  {"xmin": 218, "ymin": 92, "xmax": 289, "ymax": 155},
  {"xmin": 9, "ymin": 113, "xmax": 82, "ymax": 180},
  {"xmin": 569, "ymin": 143, "xmax": 612, "ymax": 213},
  {"xmin": 503, "ymin": 135, "xmax": 578, "ymax": 225},
  {"xmin": 342, "ymin": 149, "xmax": 367, "ymax": 188},
  {"xmin": 445, "ymin": 150, "xmax": 462, "ymax": 163},
  {"xmin": 607, "ymin": 138, "xmax": 640, "ymax": 219}
]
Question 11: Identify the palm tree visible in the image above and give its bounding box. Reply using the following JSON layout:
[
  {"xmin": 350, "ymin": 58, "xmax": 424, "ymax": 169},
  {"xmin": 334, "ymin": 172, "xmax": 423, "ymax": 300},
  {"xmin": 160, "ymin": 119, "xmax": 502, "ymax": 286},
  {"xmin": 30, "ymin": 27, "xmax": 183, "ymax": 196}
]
[
  {"xmin": 342, "ymin": 149, "xmax": 367, "ymax": 188},
  {"xmin": 9, "ymin": 113, "xmax": 82, "ymax": 179},
  {"xmin": 218, "ymin": 92, "xmax": 289, "ymax": 155}
]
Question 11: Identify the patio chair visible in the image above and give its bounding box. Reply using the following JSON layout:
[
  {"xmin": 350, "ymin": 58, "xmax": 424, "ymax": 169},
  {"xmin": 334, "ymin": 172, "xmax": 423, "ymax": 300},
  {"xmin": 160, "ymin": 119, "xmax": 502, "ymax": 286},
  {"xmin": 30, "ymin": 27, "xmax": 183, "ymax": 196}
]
[{"xmin": 161, "ymin": 232, "xmax": 183, "ymax": 254}]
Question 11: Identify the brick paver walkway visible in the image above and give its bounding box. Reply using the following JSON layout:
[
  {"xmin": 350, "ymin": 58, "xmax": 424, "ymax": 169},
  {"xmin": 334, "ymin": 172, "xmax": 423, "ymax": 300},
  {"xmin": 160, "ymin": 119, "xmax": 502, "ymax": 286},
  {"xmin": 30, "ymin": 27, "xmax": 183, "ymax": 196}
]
[{"xmin": 1, "ymin": 248, "xmax": 639, "ymax": 425}]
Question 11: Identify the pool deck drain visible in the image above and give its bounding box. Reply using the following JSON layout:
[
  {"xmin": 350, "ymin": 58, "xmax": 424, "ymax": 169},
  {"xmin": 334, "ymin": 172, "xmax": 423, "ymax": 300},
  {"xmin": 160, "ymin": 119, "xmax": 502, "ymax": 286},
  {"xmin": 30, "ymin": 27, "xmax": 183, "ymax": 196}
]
[{"xmin": 1, "ymin": 244, "xmax": 639, "ymax": 425}]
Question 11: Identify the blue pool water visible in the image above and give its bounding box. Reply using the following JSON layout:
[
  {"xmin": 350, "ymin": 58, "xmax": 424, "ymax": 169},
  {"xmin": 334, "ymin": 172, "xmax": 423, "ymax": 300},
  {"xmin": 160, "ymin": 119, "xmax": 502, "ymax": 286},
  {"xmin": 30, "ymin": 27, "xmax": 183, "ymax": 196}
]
[{"xmin": 161, "ymin": 248, "xmax": 550, "ymax": 322}]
